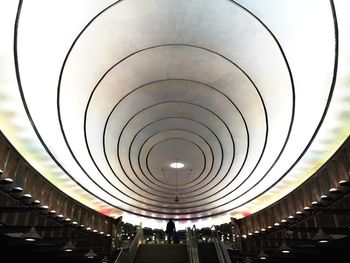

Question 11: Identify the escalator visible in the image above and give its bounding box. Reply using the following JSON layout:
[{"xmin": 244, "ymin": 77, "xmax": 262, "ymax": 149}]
[
  {"xmin": 197, "ymin": 242, "xmax": 220, "ymax": 263},
  {"xmin": 115, "ymin": 225, "xmax": 229, "ymax": 263},
  {"xmin": 133, "ymin": 244, "xmax": 188, "ymax": 263}
]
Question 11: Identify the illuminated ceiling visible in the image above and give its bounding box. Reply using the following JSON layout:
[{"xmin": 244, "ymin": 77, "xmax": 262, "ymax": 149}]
[{"xmin": 1, "ymin": 0, "xmax": 350, "ymax": 228}]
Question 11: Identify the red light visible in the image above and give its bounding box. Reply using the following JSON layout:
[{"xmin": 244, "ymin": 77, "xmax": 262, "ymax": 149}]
[
  {"xmin": 242, "ymin": 211, "xmax": 251, "ymax": 217},
  {"xmin": 100, "ymin": 208, "xmax": 111, "ymax": 216}
]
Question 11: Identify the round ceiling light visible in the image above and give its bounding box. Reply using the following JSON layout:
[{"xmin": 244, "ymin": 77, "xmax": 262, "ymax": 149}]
[{"xmin": 170, "ymin": 162, "xmax": 184, "ymax": 169}]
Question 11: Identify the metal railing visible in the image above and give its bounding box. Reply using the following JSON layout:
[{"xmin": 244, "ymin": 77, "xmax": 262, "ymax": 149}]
[
  {"xmin": 114, "ymin": 248, "xmax": 125, "ymax": 263},
  {"xmin": 114, "ymin": 223, "xmax": 144, "ymax": 263},
  {"xmin": 211, "ymin": 225, "xmax": 232, "ymax": 263},
  {"xmin": 186, "ymin": 225, "xmax": 199, "ymax": 263}
]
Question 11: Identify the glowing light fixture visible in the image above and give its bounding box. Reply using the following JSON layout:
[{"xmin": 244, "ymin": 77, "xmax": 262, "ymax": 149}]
[
  {"xmin": 258, "ymin": 249, "xmax": 268, "ymax": 260},
  {"xmin": 170, "ymin": 162, "xmax": 184, "ymax": 169},
  {"xmin": 312, "ymin": 228, "xmax": 332, "ymax": 243},
  {"xmin": 0, "ymin": 178, "xmax": 13, "ymax": 185},
  {"xmin": 329, "ymin": 188, "xmax": 343, "ymax": 199},
  {"xmin": 32, "ymin": 200, "xmax": 40, "ymax": 206},
  {"xmin": 339, "ymin": 180, "xmax": 350, "ymax": 187},
  {"xmin": 62, "ymin": 240, "xmax": 76, "ymax": 252},
  {"xmin": 85, "ymin": 248, "xmax": 97, "ymax": 259},
  {"xmin": 21, "ymin": 227, "xmax": 42, "ymax": 242},
  {"xmin": 20, "ymin": 194, "xmax": 32, "ymax": 204},
  {"xmin": 321, "ymin": 195, "xmax": 330, "ymax": 200},
  {"xmin": 57, "ymin": 214, "xmax": 64, "ymax": 219},
  {"xmin": 12, "ymin": 186, "xmax": 23, "ymax": 194},
  {"xmin": 0, "ymin": 178, "xmax": 13, "ymax": 192},
  {"xmin": 279, "ymin": 241, "xmax": 291, "ymax": 253}
]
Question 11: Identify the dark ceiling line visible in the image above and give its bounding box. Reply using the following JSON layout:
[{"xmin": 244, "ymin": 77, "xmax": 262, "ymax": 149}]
[
  {"xmin": 16, "ymin": 0, "xmax": 292, "ymax": 221},
  {"xmin": 140, "ymin": 130, "xmax": 230, "ymax": 201},
  {"xmin": 141, "ymin": 128, "xmax": 215, "ymax": 190},
  {"xmin": 102, "ymin": 78, "xmax": 244, "ymax": 193},
  {"xmin": 140, "ymin": 134, "xmax": 234, "ymax": 209},
  {"xmin": 107, "ymin": 100, "xmax": 237, "ymax": 207},
  {"xmin": 71, "ymin": 2, "xmax": 284, "ymax": 219},
  {"xmin": 248, "ymin": 0, "xmax": 339, "ymax": 197},
  {"xmin": 126, "ymin": 116, "xmax": 224, "ymax": 192},
  {"xmin": 110, "ymin": 80, "xmax": 238, "ymax": 194},
  {"xmin": 78, "ymin": 46, "xmax": 271, "ymax": 215},
  {"xmin": 50, "ymin": 54, "xmax": 239, "ymax": 211},
  {"xmin": 10, "ymin": 0, "xmax": 233, "ymax": 219},
  {"xmin": 113, "ymin": 0, "xmax": 298, "ymax": 219},
  {"xmin": 43, "ymin": 0, "xmax": 264, "ymax": 220},
  {"xmin": 117, "ymin": 98, "xmax": 231, "ymax": 195},
  {"xmin": 89, "ymin": 69, "xmax": 255, "ymax": 207},
  {"xmin": 99, "ymin": 74, "xmax": 265, "ymax": 209},
  {"xmin": 13, "ymin": 0, "xmax": 153, "ymax": 218},
  {"xmin": 192, "ymin": 0, "xmax": 296, "ymax": 206},
  {"xmin": 93, "ymin": 79, "xmax": 243, "ymax": 201},
  {"xmin": 12, "ymin": 6, "xmax": 257, "ymax": 220},
  {"xmin": 103, "ymin": 0, "xmax": 335, "ymax": 218},
  {"xmin": 128, "ymin": 117, "xmax": 223, "ymax": 193},
  {"xmin": 195, "ymin": 0, "xmax": 339, "ymax": 214},
  {"xmin": 141, "ymin": 132, "xmax": 212, "ymax": 195},
  {"xmin": 53, "ymin": 0, "xmax": 273, "ymax": 217},
  {"xmin": 112, "ymin": 0, "xmax": 338, "ymax": 217},
  {"xmin": 106, "ymin": 0, "xmax": 300, "ymax": 214},
  {"xmin": 69, "ymin": 76, "xmax": 243, "ymax": 211},
  {"xmin": 13, "ymin": 0, "xmax": 304, "ymax": 220},
  {"xmin": 110, "ymin": 98, "xmax": 268, "ymax": 210},
  {"xmin": 138, "ymin": 135, "xmax": 209, "ymax": 196},
  {"xmin": 141, "ymin": 132, "xmax": 209, "ymax": 189},
  {"xmin": 107, "ymin": 80, "xmax": 268, "ymax": 207},
  {"xmin": 127, "ymin": 129, "xmax": 212, "ymax": 202}
]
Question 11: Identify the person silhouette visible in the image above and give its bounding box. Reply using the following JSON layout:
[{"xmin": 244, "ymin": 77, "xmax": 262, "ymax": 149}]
[{"xmin": 166, "ymin": 218, "xmax": 176, "ymax": 244}]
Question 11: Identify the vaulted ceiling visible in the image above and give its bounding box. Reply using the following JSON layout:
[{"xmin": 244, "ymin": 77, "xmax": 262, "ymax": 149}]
[{"xmin": 1, "ymin": 0, "xmax": 349, "ymax": 228}]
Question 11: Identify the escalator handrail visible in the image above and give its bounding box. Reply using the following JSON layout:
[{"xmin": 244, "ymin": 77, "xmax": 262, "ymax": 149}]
[
  {"xmin": 114, "ymin": 248, "xmax": 124, "ymax": 263},
  {"xmin": 128, "ymin": 225, "xmax": 144, "ymax": 261},
  {"xmin": 187, "ymin": 226, "xmax": 200, "ymax": 263},
  {"xmin": 114, "ymin": 224, "xmax": 143, "ymax": 263},
  {"xmin": 211, "ymin": 225, "xmax": 232, "ymax": 263}
]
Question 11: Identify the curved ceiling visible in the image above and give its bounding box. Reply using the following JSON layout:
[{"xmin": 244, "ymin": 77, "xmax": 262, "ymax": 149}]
[{"xmin": 1, "ymin": 0, "xmax": 350, "ymax": 228}]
